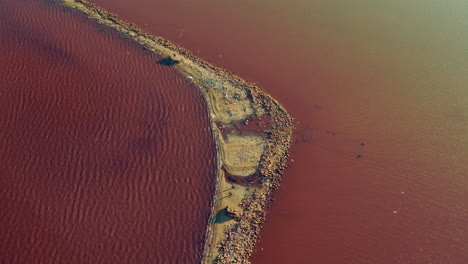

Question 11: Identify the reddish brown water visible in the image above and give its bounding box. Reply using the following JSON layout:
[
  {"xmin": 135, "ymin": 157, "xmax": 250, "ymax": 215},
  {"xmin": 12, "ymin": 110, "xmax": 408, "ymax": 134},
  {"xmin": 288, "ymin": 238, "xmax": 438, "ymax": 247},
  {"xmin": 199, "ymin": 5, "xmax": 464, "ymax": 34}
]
[
  {"xmin": 88, "ymin": 0, "xmax": 468, "ymax": 263},
  {"xmin": 3, "ymin": 0, "xmax": 467, "ymax": 263},
  {"xmin": 0, "ymin": 0, "xmax": 216, "ymax": 263}
]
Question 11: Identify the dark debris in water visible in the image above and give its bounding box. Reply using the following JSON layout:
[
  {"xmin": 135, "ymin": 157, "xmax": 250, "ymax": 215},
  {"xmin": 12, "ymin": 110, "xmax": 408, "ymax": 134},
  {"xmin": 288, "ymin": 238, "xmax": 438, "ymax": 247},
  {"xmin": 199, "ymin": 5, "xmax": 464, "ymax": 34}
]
[{"xmin": 157, "ymin": 56, "xmax": 179, "ymax": 66}]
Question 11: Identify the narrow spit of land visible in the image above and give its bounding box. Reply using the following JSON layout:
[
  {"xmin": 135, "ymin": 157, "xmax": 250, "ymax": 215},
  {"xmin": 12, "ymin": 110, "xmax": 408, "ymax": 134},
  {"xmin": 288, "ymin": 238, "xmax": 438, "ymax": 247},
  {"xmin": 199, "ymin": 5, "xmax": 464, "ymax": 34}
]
[{"xmin": 59, "ymin": 1, "xmax": 293, "ymax": 263}]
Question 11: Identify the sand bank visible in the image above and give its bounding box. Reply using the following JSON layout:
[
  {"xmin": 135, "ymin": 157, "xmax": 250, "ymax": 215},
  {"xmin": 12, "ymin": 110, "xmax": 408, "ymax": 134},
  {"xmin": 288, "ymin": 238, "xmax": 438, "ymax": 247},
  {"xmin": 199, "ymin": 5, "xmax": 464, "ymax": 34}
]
[{"xmin": 59, "ymin": 1, "xmax": 293, "ymax": 263}]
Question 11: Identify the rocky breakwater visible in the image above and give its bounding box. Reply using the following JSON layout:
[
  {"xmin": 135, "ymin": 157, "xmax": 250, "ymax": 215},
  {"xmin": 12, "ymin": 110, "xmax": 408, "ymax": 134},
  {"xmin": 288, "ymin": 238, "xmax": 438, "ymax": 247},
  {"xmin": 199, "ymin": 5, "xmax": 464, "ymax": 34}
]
[{"xmin": 59, "ymin": 1, "xmax": 293, "ymax": 263}]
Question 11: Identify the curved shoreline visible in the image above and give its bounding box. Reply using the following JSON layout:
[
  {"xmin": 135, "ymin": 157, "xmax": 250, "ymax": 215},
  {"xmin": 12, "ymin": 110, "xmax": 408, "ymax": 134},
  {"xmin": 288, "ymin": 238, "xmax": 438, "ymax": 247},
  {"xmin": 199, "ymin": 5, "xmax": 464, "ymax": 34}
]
[{"xmin": 59, "ymin": 1, "xmax": 293, "ymax": 263}]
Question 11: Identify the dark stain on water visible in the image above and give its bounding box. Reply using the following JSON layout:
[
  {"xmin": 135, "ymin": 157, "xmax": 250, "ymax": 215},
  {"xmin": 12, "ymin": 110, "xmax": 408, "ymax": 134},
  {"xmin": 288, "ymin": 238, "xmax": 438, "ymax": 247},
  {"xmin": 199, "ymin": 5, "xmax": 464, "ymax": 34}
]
[{"xmin": 157, "ymin": 56, "xmax": 180, "ymax": 66}]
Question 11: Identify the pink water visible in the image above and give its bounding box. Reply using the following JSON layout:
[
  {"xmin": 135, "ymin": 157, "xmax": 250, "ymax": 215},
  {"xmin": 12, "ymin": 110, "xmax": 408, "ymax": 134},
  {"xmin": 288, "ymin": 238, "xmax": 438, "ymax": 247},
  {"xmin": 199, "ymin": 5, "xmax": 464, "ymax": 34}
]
[
  {"xmin": 1, "ymin": 0, "xmax": 467, "ymax": 263},
  {"xmin": 88, "ymin": 0, "xmax": 468, "ymax": 263},
  {"xmin": 0, "ymin": 0, "xmax": 216, "ymax": 263}
]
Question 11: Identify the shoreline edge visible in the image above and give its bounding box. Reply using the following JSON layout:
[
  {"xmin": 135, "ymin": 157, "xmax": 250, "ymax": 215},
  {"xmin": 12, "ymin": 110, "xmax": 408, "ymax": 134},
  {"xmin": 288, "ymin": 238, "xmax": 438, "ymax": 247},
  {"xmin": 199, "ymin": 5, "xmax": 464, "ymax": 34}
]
[{"xmin": 59, "ymin": 1, "xmax": 293, "ymax": 263}]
